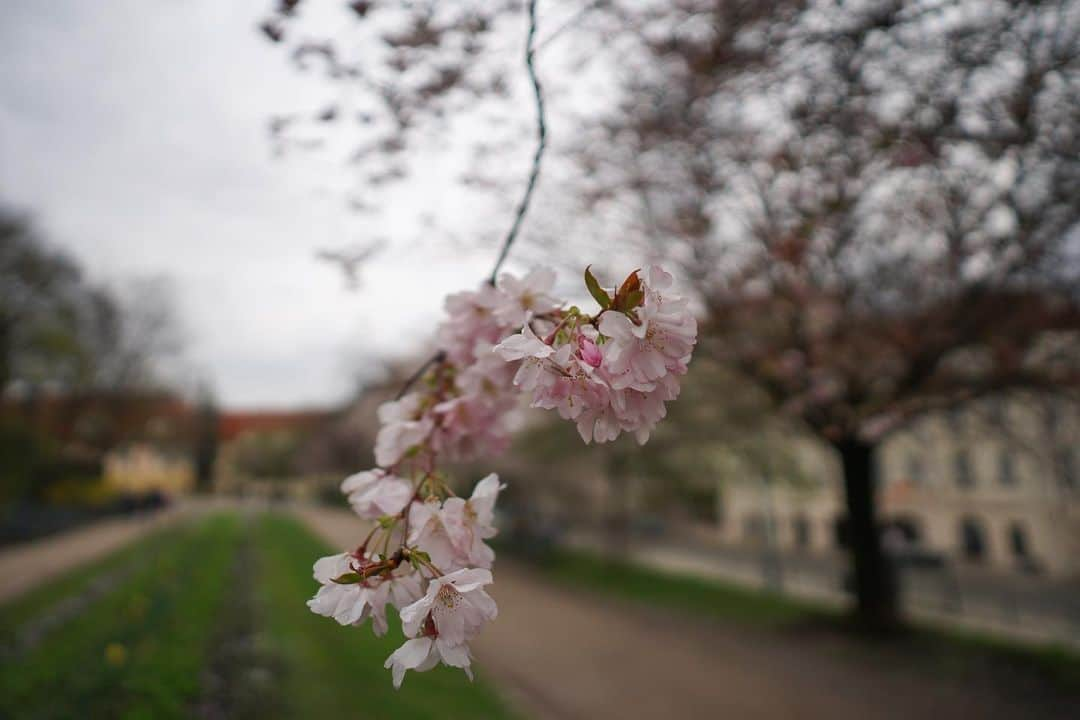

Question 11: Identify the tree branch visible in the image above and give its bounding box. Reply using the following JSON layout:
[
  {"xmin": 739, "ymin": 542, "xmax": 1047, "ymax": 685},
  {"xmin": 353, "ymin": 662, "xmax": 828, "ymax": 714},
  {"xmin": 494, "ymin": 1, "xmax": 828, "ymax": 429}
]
[
  {"xmin": 488, "ymin": 0, "xmax": 547, "ymax": 285},
  {"xmin": 398, "ymin": 1, "xmax": 548, "ymax": 398}
]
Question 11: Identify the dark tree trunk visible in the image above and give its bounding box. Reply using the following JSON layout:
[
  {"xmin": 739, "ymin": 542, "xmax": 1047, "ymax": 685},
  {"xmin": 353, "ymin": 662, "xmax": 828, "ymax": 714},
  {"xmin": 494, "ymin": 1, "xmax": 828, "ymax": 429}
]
[
  {"xmin": 194, "ymin": 401, "xmax": 219, "ymax": 493},
  {"xmin": 836, "ymin": 436, "xmax": 897, "ymax": 630}
]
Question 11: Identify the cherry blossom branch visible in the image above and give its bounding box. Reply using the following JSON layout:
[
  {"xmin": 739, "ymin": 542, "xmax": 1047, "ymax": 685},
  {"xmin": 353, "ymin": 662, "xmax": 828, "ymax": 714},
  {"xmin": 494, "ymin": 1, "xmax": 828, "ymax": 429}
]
[
  {"xmin": 488, "ymin": 0, "xmax": 547, "ymax": 286},
  {"xmin": 397, "ymin": 0, "xmax": 548, "ymax": 398},
  {"xmin": 394, "ymin": 350, "xmax": 446, "ymax": 400}
]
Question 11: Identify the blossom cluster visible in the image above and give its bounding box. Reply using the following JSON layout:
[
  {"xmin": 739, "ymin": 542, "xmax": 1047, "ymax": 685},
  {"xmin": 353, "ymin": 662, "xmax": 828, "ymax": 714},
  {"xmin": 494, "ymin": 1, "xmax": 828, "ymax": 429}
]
[
  {"xmin": 307, "ymin": 265, "xmax": 696, "ymax": 688},
  {"xmin": 494, "ymin": 265, "xmax": 697, "ymax": 444}
]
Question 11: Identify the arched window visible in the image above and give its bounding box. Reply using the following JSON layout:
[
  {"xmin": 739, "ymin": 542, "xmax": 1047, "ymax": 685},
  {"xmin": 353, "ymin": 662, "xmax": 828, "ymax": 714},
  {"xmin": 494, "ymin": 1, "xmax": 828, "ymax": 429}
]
[
  {"xmin": 890, "ymin": 516, "xmax": 921, "ymax": 544},
  {"xmin": 792, "ymin": 514, "xmax": 811, "ymax": 550},
  {"xmin": 959, "ymin": 516, "xmax": 986, "ymax": 562},
  {"xmin": 1008, "ymin": 523, "xmax": 1030, "ymax": 559}
]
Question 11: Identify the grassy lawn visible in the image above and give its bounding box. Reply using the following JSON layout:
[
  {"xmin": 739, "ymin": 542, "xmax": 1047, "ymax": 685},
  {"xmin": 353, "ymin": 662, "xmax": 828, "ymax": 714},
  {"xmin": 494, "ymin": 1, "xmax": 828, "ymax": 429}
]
[
  {"xmin": 0, "ymin": 514, "xmax": 242, "ymax": 720},
  {"xmin": 253, "ymin": 512, "xmax": 517, "ymax": 720},
  {"xmin": 510, "ymin": 543, "xmax": 1080, "ymax": 694},
  {"xmin": 510, "ymin": 542, "xmax": 836, "ymax": 628},
  {"xmin": 0, "ymin": 519, "xmax": 188, "ymax": 638},
  {"xmin": 1, "ymin": 511, "xmax": 518, "ymax": 720}
]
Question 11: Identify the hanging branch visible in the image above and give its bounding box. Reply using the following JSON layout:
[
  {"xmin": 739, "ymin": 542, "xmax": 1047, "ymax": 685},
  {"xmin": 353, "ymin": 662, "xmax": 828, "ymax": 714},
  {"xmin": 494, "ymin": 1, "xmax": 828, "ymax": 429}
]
[
  {"xmin": 488, "ymin": 0, "xmax": 547, "ymax": 286},
  {"xmin": 396, "ymin": 0, "xmax": 548, "ymax": 398},
  {"xmin": 394, "ymin": 350, "xmax": 446, "ymax": 400}
]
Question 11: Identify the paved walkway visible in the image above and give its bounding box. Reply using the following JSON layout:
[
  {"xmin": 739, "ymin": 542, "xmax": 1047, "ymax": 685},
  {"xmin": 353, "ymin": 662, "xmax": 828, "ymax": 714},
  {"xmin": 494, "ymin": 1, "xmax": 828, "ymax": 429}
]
[
  {"xmin": 0, "ymin": 503, "xmax": 192, "ymax": 604},
  {"xmin": 298, "ymin": 506, "xmax": 1071, "ymax": 720}
]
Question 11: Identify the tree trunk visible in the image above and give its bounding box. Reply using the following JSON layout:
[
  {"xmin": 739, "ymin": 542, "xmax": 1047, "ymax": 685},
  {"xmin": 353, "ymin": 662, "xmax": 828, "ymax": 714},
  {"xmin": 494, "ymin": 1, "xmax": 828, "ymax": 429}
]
[{"xmin": 836, "ymin": 437, "xmax": 897, "ymax": 630}]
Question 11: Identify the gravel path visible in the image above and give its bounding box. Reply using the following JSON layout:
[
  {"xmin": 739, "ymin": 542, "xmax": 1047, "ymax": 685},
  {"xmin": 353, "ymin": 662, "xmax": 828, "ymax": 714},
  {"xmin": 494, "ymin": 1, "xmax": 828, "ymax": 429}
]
[
  {"xmin": 0, "ymin": 502, "xmax": 193, "ymax": 604},
  {"xmin": 297, "ymin": 506, "xmax": 1071, "ymax": 720}
]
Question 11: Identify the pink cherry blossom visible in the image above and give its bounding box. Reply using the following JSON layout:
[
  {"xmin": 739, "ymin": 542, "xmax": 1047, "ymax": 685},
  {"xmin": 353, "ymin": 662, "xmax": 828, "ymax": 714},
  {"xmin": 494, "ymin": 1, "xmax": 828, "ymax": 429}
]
[
  {"xmin": 374, "ymin": 393, "xmax": 435, "ymax": 467},
  {"xmin": 341, "ymin": 469, "xmax": 413, "ymax": 519},
  {"xmin": 307, "ymin": 553, "xmax": 422, "ymax": 635},
  {"xmin": 384, "ymin": 636, "xmax": 472, "ymax": 689},
  {"xmin": 492, "ymin": 322, "xmax": 553, "ymax": 361},
  {"xmin": 598, "ymin": 268, "xmax": 697, "ymax": 390},
  {"xmin": 430, "ymin": 395, "xmax": 510, "ymax": 462},
  {"xmin": 399, "ymin": 568, "xmax": 498, "ymax": 646},
  {"xmin": 309, "ymin": 263, "xmax": 694, "ymax": 689},
  {"xmin": 437, "ymin": 284, "xmax": 505, "ymax": 365},
  {"xmin": 440, "ymin": 473, "xmax": 504, "ymax": 568},
  {"xmin": 493, "ymin": 267, "xmax": 560, "ymax": 326},
  {"xmin": 407, "ymin": 498, "xmax": 463, "ymax": 572}
]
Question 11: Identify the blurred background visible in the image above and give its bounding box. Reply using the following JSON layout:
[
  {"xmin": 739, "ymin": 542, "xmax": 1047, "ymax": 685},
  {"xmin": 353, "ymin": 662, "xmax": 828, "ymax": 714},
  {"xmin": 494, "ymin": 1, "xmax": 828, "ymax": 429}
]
[{"xmin": 2, "ymin": 1, "xmax": 1079, "ymax": 718}]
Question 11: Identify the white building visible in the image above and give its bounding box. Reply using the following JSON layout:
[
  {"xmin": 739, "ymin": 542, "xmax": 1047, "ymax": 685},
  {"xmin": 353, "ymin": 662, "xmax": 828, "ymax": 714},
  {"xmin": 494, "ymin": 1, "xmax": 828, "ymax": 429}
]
[{"xmin": 717, "ymin": 395, "xmax": 1080, "ymax": 577}]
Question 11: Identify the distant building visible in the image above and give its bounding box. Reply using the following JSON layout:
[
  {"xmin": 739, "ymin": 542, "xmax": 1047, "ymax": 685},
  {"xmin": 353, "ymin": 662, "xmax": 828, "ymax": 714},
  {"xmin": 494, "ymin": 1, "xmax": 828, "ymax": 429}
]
[
  {"xmin": 213, "ymin": 408, "xmax": 336, "ymax": 495},
  {"xmin": 103, "ymin": 443, "xmax": 195, "ymax": 496},
  {"xmin": 717, "ymin": 394, "xmax": 1080, "ymax": 578}
]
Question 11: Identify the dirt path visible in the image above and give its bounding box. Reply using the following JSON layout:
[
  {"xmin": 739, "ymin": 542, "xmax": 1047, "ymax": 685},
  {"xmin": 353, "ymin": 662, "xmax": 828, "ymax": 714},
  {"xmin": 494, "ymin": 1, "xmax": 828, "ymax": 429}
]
[
  {"xmin": 297, "ymin": 506, "xmax": 1071, "ymax": 720},
  {"xmin": 0, "ymin": 502, "xmax": 194, "ymax": 604}
]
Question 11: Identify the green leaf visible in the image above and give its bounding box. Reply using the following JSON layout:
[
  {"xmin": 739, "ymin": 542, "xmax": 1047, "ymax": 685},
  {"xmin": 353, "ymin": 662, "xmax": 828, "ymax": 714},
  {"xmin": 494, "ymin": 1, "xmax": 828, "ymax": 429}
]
[
  {"xmin": 622, "ymin": 289, "xmax": 644, "ymax": 310},
  {"xmin": 584, "ymin": 265, "xmax": 611, "ymax": 310},
  {"xmin": 331, "ymin": 572, "xmax": 361, "ymax": 584}
]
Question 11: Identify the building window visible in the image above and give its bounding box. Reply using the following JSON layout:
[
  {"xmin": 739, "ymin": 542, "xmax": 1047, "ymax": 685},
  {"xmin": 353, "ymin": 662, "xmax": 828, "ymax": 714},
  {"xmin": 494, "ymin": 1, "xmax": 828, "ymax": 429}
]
[
  {"xmin": 954, "ymin": 450, "xmax": 974, "ymax": 489},
  {"xmin": 959, "ymin": 516, "xmax": 986, "ymax": 562},
  {"xmin": 1008, "ymin": 523, "xmax": 1030, "ymax": 560},
  {"xmin": 1058, "ymin": 448, "xmax": 1077, "ymax": 490},
  {"xmin": 891, "ymin": 516, "xmax": 921, "ymax": 544},
  {"xmin": 792, "ymin": 515, "xmax": 810, "ymax": 550},
  {"xmin": 998, "ymin": 450, "xmax": 1016, "ymax": 486},
  {"xmin": 833, "ymin": 516, "xmax": 849, "ymax": 549}
]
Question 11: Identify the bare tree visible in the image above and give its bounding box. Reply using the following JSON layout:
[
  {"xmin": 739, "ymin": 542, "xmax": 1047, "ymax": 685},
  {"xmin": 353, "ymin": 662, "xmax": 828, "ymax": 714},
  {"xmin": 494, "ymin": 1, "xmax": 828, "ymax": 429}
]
[{"xmin": 0, "ymin": 208, "xmax": 87, "ymax": 392}]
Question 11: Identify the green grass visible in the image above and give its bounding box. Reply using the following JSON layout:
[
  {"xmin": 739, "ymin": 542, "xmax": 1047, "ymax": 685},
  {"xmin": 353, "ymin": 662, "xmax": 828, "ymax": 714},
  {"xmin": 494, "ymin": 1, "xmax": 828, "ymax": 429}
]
[
  {"xmin": 902, "ymin": 622, "xmax": 1080, "ymax": 691},
  {"xmin": 0, "ymin": 514, "xmax": 243, "ymax": 720},
  {"xmin": 253, "ymin": 513, "xmax": 518, "ymax": 720},
  {"xmin": 0, "ymin": 521, "xmax": 186, "ymax": 636},
  {"xmin": 513, "ymin": 543, "xmax": 834, "ymax": 628}
]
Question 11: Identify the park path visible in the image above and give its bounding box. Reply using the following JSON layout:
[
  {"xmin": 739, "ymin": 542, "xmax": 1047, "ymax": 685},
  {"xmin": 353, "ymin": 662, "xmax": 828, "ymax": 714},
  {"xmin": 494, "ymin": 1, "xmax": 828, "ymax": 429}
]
[
  {"xmin": 0, "ymin": 502, "xmax": 196, "ymax": 604},
  {"xmin": 297, "ymin": 506, "xmax": 1065, "ymax": 720}
]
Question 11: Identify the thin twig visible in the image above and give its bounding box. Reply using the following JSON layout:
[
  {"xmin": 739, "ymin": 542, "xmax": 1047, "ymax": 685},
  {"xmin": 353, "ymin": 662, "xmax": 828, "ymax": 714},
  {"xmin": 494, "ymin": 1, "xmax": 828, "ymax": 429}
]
[
  {"xmin": 394, "ymin": 350, "xmax": 446, "ymax": 400},
  {"xmin": 534, "ymin": 0, "xmax": 602, "ymax": 53},
  {"xmin": 488, "ymin": 0, "xmax": 547, "ymax": 286},
  {"xmin": 397, "ymin": 1, "xmax": 548, "ymax": 399}
]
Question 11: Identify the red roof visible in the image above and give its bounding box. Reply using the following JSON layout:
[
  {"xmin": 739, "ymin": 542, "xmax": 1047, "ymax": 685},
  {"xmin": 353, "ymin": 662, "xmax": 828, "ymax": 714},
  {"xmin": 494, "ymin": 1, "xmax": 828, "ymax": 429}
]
[{"xmin": 217, "ymin": 410, "xmax": 331, "ymax": 442}]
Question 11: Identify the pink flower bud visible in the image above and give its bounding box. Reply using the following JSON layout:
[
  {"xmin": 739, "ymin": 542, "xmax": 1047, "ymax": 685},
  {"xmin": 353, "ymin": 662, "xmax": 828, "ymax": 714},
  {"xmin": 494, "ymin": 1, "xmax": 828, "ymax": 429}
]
[{"xmin": 578, "ymin": 335, "xmax": 603, "ymax": 368}]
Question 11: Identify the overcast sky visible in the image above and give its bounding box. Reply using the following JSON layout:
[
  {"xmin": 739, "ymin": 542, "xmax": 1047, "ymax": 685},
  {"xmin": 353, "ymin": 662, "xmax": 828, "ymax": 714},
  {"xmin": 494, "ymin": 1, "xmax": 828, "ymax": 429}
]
[{"xmin": 0, "ymin": 0, "xmax": 535, "ymax": 409}]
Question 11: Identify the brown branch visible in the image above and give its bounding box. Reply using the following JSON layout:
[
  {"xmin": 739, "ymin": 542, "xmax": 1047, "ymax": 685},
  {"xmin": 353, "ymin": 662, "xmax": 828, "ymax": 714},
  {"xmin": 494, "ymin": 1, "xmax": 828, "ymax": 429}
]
[
  {"xmin": 394, "ymin": 350, "xmax": 446, "ymax": 400},
  {"xmin": 398, "ymin": 1, "xmax": 548, "ymax": 398},
  {"xmin": 488, "ymin": 0, "xmax": 547, "ymax": 286}
]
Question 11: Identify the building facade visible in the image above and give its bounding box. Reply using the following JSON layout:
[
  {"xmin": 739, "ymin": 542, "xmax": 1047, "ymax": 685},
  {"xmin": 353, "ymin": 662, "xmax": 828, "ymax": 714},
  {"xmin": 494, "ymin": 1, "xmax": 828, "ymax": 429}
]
[{"xmin": 717, "ymin": 395, "xmax": 1080, "ymax": 577}]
